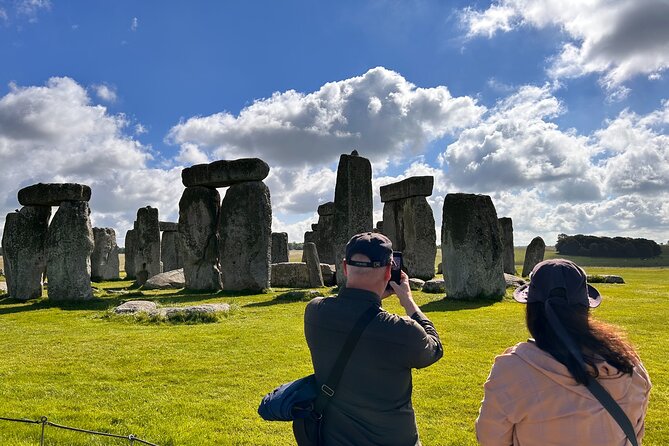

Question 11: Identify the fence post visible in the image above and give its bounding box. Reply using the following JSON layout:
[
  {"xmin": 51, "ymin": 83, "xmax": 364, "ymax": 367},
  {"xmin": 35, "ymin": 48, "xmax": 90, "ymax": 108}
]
[{"xmin": 40, "ymin": 416, "xmax": 48, "ymax": 446}]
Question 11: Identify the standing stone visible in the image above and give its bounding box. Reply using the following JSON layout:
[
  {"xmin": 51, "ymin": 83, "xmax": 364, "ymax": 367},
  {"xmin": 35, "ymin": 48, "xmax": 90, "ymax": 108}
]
[
  {"xmin": 1, "ymin": 206, "xmax": 51, "ymax": 300},
  {"xmin": 522, "ymin": 236, "xmax": 546, "ymax": 277},
  {"xmin": 498, "ymin": 217, "xmax": 516, "ymax": 275},
  {"xmin": 178, "ymin": 186, "xmax": 223, "ymax": 290},
  {"xmin": 133, "ymin": 207, "xmax": 162, "ymax": 284},
  {"xmin": 161, "ymin": 230, "xmax": 184, "ymax": 272},
  {"xmin": 124, "ymin": 229, "xmax": 137, "ymax": 280},
  {"xmin": 301, "ymin": 231, "xmax": 316, "ymax": 262},
  {"xmin": 46, "ymin": 201, "xmax": 94, "ymax": 301},
  {"xmin": 304, "ymin": 242, "xmax": 324, "ymax": 287},
  {"xmin": 91, "ymin": 227, "xmax": 120, "ymax": 281},
  {"xmin": 271, "ymin": 232, "xmax": 289, "ymax": 263},
  {"xmin": 375, "ymin": 221, "xmax": 384, "ymax": 233},
  {"xmin": 315, "ymin": 202, "xmax": 336, "ymax": 265},
  {"xmin": 333, "ymin": 152, "xmax": 373, "ymax": 285},
  {"xmin": 441, "ymin": 193, "xmax": 505, "ymax": 300},
  {"xmin": 219, "ymin": 181, "xmax": 272, "ymax": 291},
  {"xmin": 381, "ymin": 177, "xmax": 436, "ymax": 280}
]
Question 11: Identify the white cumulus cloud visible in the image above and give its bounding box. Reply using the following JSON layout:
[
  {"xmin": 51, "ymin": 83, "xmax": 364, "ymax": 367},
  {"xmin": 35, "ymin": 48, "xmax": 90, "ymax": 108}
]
[
  {"xmin": 168, "ymin": 67, "xmax": 484, "ymax": 169},
  {"xmin": 92, "ymin": 84, "xmax": 118, "ymax": 103},
  {"xmin": 0, "ymin": 77, "xmax": 184, "ymax": 246},
  {"xmin": 461, "ymin": 0, "xmax": 669, "ymax": 90}
]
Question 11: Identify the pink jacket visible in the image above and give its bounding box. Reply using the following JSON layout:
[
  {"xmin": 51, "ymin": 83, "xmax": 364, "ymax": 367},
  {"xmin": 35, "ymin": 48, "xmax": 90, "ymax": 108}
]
[{"xmin": 476, "ymin": 341, "xmax": 651, "ymax": 446}]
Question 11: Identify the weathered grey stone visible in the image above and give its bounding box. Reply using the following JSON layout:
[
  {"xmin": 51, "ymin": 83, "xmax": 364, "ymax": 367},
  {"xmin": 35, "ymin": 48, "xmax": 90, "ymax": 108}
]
[
  {"xmin": 91, "ymin": 227, "xmax": 120, "ymax": 281},
  {"xmin": 271, "ymin": 232, "xmax": 289, "ymax": 264},
  {"xmin": 423, "ymin": 279, "xmax": 446, "ymax": 294},
  {"xmin": 409, "ymin": 278, "xmax": 425, "ymax": 291},
  {"xmin": 504, "ymin": 273, "xmax": 526, "ymax": 288},
  {"xmin": 181, "ymin": 158, "xmax": 270, "ymax": 188},
  {"xmin": 46, "ymin": 201, "xmax": 94, "ymax": 301},
  {"xmin": 178, "ymin": 186, "xmax": 223, "ymax": 291},
  {"xmin": 124, "ymin": 229, "xmax": 137, "ymax": 279},
  {"xmin": 159, "ymin": 221, "xmax": 179, "ymax": 232},
  {"xmin": 161, "ymin": 230, "xmax": 183, "ymax": 272},
  {"xmin": 18, "ymin": 183, "xmax": 91, "ymax": 206},
  {"xmin": 315, "ymin": 214, "xmax": 335, "ymax": 265},
  {"xmin": 441, "ymin": 193, "xmax": 506, "ymax": 300},
  {"xmin": 320, "ymin": 263, "xmax": 336, "ymax": 286},
  {"xmin": 219, "ymin": 181, "xmax": 272, "ymax": 292},
  {"xmin": 142, "ymin": 268, "xmax": 185, "ymax": 290},
  {"xmin": 382, "ymin": 195, "xmax": 436, "ymax": 280},
  {"xmin": 157, "ymin": 303, "xmax": 230, "ymax": 317},
  {"xmin": 317, "ymin": 202, "xmax": 335, "ymax": 216},
  {"xmin": 133, "ymin": 206, "xmax": 162, "ymax": 284},
  {"xmin": 499, "ymin": 217, "xmax": 516, "ymax": 275},
  {"xmin": 587, "ymin": 274, "xmax": 625, "ymax": 284},
  {"xmin": 437, "ymin": 262, "xmax": 442, "ymax": 274},
  {"xmin": 114, "ymin": 300, "xmax": 157, "ymax": 314},
  {"xmin": 301, "ymin": 231, "xmax": 316, "ymax": 262},
  {"xmin": 114, "ymin": 300, "xmax": 230, "ymax": 317},
  {"xmin": 522, "ymin": 236, "xmax": 546, "ymax": 277},
  {"xmin": 276, "ymin": 290, "xmax": 323, "ymax": 301},
  {"xmin": 270, "ymin": 262, "xmax": 310, "ymax": 288},
  {"xmin": 333, "ymin": 153, "xmax": 373, "ymax": 285},
  {"xmin": 375, "ymin": 221, "xmax": 384, "ymax": 233},
  {"xmin": 304, "ymin": 242, "xmax": 324, "ymax": 287},
  {"xmin": 1, "ymin": 206, "xmax": 50, "ymax": 300},
  {"xmin": 311, "ymin": 224, "xmax": 319, "ymax": 231},
  {"xmin": 380, "ymin": 176, "xmax": 434, "ymax": 202}
]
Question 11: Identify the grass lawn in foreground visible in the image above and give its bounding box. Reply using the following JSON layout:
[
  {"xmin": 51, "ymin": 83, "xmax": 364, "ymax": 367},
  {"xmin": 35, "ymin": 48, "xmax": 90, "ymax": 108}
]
[{"xmin": 0, "ymin": 264, "xmax": 667, "ymax": 445}]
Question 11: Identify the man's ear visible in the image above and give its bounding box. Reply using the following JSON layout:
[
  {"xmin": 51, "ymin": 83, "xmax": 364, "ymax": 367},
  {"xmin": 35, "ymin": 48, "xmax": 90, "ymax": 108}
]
[{"xmin": 384, "ymin": 264, "xmax": 392, "ymax": 282}]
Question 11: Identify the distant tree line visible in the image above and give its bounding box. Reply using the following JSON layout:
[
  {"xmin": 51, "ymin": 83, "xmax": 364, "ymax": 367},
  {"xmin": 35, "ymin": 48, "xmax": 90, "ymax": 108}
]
[
  {"xmin": 556, "ymin": 234, "xmax": 661, "ymax": 258},
  {"xmin": 288, "ymin": 242, "xmax": 304, "ymax": 250}
]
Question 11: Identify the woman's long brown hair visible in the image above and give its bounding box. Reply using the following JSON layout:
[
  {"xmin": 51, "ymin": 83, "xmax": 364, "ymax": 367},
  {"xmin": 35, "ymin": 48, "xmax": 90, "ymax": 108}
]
[{"xmin": 526, "ymin": 302, "xmax": 638, "ymax": 385}]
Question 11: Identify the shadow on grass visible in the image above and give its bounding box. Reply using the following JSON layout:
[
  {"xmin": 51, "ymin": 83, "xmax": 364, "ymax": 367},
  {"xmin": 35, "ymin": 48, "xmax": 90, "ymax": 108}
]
[
  {"xmin": 0, "ymin": 296, "xmax": 121, "ymax": 315},
  {"xmin": 420, "ymin": 297, "xmax": 500, "ymax": 313}
]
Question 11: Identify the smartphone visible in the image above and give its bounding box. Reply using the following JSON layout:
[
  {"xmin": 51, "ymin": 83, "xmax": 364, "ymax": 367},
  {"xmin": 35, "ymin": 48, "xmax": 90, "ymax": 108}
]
[{"xmin": 387, "ymin": 251, "xmax": 403, "ymax": 289}]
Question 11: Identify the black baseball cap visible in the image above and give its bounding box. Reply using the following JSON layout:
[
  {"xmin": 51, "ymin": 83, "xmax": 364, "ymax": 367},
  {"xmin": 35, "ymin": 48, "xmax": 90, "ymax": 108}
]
[
  {"xmin": 345, "ymin": 232, "xmax": 393, "ymax": 268},
  {"xmin": 513, "ymin": 259, "xmax": 602, "ymax": 308}
]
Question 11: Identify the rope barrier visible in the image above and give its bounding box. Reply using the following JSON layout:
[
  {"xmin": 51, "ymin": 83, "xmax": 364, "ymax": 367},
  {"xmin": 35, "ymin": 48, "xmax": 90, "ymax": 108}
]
[{"xmin": 0, "ymin": 415, "xmax": 158, "ymax": 445}]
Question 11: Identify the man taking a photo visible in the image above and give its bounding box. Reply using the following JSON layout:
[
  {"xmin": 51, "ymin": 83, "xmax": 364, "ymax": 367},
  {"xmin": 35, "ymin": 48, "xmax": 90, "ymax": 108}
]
[{"xmin": 298, "ymin": 232, "xmax": 443, "ymax": 445}]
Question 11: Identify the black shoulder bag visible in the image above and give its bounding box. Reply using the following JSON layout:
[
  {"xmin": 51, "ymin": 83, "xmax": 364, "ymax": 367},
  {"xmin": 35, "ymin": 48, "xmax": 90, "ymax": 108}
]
[{"xmin": 292, "ymin": 305, "xmax": 380, "ymax": 446}]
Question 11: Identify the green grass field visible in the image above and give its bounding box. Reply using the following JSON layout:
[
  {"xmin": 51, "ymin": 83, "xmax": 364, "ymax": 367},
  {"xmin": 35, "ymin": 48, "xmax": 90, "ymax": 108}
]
[{"xmin": 0, "ymin": 251, "xmax": 667, "ymax": 445}]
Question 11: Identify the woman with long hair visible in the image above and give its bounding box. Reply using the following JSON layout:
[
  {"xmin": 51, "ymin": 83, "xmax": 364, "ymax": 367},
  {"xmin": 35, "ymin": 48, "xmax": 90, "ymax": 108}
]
[{"xmin": 476, "ymin": 259, "xmax": 651, "ymax": 446}]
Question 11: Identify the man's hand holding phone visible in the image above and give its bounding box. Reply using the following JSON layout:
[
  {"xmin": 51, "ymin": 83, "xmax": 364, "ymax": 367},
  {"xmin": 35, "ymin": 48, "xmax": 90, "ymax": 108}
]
[{"xmin": 389, "ymin": 271, "xmax": 421, "ymax": 317}]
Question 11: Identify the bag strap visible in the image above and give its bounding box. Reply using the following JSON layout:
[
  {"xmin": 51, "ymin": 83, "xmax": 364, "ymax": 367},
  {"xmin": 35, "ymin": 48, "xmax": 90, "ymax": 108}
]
[
  {"xmin": 312, "ymin": 304, "xmax": 380, "ymax": 417},
  {"xmin": 543, "ymin": 301, "xmax": 639, "ymax": 446},
  {"xmin": 586, "ymin": 378, "xmax": 639, "ymax": 446}
]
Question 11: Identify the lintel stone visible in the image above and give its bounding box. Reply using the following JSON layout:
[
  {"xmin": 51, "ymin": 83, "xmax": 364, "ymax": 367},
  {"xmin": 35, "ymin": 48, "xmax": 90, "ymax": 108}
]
[
  {"xmin": 159, "ymin": 221, "xmax": 179, "ymax": 232},
  {"xmin": 317, "ymin": 202, "xmax": 335, "ymax": 216},
  {"xmin": 18, "ymin": 183, "xmax": 91, "ymax": 206},
  {"xmin": 181, "ymin": 158, "xmax": 270, "ymax": 188},
  {"xmin": 380, "ymin": 176, "xmax": 433, "ymax": 202}
]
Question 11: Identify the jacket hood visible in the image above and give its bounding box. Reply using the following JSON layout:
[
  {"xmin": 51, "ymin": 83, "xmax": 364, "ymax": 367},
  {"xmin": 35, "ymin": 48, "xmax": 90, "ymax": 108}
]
[{"xmin": 509, "ymin": 341, "xmax": 640, "ymax": 402}]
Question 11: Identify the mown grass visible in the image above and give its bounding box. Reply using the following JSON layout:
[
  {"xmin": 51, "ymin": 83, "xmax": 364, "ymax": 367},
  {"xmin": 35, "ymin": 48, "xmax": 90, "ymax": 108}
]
[{"xmin": 0, "ymin": 263, "xmax": 667, "ymax": 445}]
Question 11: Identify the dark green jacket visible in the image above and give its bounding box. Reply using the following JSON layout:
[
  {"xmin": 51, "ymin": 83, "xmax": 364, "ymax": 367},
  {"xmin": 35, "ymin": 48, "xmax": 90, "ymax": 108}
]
[{"xmin": 304, "ymin": 287, "xmax": 443, "ymax": 446}]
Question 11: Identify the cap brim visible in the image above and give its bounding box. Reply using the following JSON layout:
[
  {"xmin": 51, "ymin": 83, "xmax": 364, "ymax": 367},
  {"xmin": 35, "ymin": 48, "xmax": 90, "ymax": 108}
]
[
  {"xmin": 587, "ymin": 284, "xmax": 602, "ymax": 308},
  {"xmin": 513, "ymin": 283, "xmax": 602, "ymax": 308},
  {"xmin": 513, "ymin": 284, "xmax": 530, "ymax": 303}
]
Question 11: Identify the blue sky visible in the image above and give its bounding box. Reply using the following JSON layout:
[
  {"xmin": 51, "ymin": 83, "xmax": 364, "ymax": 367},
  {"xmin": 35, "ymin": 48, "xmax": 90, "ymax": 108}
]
[{"xmin": 1, "ymin": 0, "xmax": 668, "ymax": 246}]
